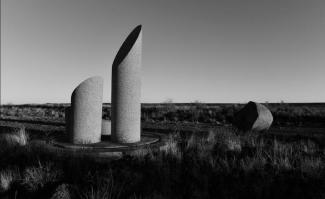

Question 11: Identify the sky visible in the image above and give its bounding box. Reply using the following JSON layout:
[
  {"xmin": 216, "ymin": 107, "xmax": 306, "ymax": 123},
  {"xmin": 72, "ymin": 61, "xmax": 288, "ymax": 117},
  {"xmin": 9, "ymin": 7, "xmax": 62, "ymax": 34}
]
[{"xmin": 1, "ymin": 0, "xmax": 325, "ymax": 104}]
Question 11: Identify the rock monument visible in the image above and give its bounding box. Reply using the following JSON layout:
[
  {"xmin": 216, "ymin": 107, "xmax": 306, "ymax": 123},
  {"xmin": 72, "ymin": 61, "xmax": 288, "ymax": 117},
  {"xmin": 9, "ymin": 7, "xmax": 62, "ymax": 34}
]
[
  {"xmin": 68, "ymin": 76, "xmax": 104, "ymax": 144},
  {"xmin": 233, "ymin": 101, "xmax": 273, "ymax": 132},
  {"xmin": 111, "ymin": 25, "xmax": 142, "ymax": 143}
]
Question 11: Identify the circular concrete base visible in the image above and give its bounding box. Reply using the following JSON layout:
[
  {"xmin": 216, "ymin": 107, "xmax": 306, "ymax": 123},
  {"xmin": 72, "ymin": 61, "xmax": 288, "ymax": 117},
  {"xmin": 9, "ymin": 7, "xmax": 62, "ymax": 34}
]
[
  {"xmin": 27, "ymin": 132, "xmax": 167, "ymax": 161},
  {"xmin": 51, "ymin": 132, "xmax": 161, "ymax": 153}
]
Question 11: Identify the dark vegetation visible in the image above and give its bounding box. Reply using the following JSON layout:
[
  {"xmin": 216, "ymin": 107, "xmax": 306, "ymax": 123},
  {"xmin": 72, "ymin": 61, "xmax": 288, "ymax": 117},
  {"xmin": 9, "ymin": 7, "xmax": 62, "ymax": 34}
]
[
  {"xmin": 0, "ymin": 103, "xmax": 325, "ymax": 198},
  {"xmin": 0, "ymin": 126, "xmax": 324, "ymax": 199}
]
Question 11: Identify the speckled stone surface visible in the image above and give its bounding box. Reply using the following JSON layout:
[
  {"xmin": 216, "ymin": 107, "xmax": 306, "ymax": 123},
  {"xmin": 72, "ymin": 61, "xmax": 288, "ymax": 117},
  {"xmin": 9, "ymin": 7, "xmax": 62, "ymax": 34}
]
[
  {"xmin": 101, "ymin": 119, "xmax": 111, "ymax": 135},
  {"xmin": 70, "ymin": 76, "xmax": 103, "ymax": 144},
  {"xmin": 111, "ymin": 25, "xmax": 142, "ymax": 143},
  {"xmin": 233, "ymin": 101, "xmax": 273, "ymax": 131}
]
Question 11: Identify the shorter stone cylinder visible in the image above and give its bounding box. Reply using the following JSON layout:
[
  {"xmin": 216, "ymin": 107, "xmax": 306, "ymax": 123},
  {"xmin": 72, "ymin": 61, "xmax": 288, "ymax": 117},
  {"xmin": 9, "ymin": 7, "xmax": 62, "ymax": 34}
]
[{"xmin": 69, "ymin": 76, "xmax": 103, "ymax": 144}]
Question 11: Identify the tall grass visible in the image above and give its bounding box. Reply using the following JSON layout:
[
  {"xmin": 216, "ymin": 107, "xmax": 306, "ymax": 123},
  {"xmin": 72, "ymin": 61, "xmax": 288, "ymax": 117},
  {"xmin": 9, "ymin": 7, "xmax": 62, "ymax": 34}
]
[
  {"xmin": 0, "ymin": 126, "xmax": 324, "ymax": 198},
  {"xmin": 22, "ymin": 161, "xmax": 62, "ymax": 192},
  {"xmin": 0, "ymin": 127, "xmax": 28, "ymax": 146},
  {"xmin": 0, "ymin": 168, "xmax": 20, "ymax": 193},
  {"xmin": 77, "ymin": 170, "xmax": 124, "ymax": 199}
]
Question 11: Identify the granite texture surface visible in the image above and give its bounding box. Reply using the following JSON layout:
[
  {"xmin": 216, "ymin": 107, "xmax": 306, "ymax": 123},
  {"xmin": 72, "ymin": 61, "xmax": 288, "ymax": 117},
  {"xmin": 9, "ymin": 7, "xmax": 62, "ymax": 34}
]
[
  {"xmin": 111, "ymin": 25, "xmax": 142, "ymax": 143},
  {"xmin": 70, "ymin": 76, "xmax": 103, "ymax": 144}
]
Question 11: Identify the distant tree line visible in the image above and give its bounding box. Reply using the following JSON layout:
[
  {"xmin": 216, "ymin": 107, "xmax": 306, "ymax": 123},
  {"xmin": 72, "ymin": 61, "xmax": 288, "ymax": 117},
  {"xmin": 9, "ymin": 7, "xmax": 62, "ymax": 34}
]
[{"xmin": 1, "ymin": 103, "xmax": 325, "ymax": 127}]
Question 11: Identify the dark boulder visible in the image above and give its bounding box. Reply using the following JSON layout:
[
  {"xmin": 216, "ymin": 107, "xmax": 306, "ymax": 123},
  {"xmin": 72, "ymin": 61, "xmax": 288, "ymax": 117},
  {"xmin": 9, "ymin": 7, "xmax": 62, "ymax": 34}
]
[{"xmin": 233, "ymin": 101, "xmax": 273, "ymax": 131}]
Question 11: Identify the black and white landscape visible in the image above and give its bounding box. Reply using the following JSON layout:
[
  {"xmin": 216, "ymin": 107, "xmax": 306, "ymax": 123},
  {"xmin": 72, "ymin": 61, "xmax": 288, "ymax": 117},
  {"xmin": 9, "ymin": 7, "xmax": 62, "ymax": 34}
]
[{"xmin": 1, "ymin": 1, "xmax": 325, "ymax": 199}]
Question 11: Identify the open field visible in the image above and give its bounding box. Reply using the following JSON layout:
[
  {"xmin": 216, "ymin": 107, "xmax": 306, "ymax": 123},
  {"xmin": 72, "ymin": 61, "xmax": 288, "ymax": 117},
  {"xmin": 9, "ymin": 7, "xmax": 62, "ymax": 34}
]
[
  {"xmin": 0, "ymin": 103, "xmax": 325, "ymax": 199},
  {"xmin": 2, "ymin": 103, "xmax": 325, "ymax": 127}
]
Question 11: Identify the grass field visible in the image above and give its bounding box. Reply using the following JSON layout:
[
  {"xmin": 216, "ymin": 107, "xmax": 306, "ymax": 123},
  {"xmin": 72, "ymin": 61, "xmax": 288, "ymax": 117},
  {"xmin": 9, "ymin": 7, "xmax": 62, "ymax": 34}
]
[{"xmin": 0, "ymin": 103, "xmax": 325, "ymax": 199}]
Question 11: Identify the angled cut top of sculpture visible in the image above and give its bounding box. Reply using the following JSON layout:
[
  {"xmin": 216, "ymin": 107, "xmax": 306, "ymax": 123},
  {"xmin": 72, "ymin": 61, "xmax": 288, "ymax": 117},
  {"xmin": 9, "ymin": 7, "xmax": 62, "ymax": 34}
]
[
  {"xmin": 111, "ymin": 25, "xmax": 142, "ymax": 143},
  {"xmin": 69, "ymin": 76, "xmax": 104, "ymax": 144}
]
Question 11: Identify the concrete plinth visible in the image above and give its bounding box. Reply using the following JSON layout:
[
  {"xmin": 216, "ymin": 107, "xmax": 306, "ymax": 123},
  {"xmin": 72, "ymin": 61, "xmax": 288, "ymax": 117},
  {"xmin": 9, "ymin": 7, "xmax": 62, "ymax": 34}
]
[
  {"xmin": 111, "ymin": 25, "xmax": 142, "ymax": 143},
  {"xmin": 52, "ymin": 133, "xmax": 161, "ymax": 152}
]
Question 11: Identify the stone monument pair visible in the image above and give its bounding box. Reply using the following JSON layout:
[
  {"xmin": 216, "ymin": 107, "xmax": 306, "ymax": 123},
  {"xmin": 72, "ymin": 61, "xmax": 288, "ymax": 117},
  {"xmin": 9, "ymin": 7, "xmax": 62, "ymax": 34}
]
[{"xmin": 66, "ymin": 25, "xmax": 142, "ymax": 145}]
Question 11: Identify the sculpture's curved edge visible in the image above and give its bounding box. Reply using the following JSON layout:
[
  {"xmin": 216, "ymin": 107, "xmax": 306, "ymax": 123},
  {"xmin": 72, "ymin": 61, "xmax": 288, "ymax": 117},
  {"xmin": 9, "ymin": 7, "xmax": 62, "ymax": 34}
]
[
  {"xmin": 71, "ymin": 76, "xmax": 104, "ymax": 100},
  {"xmin": 112, "ymin": 25, "xmax": 142, "ymax": 69},
  {"xmin": 253, "ymin": 102, "xmax": 273, "ymax": 131}
]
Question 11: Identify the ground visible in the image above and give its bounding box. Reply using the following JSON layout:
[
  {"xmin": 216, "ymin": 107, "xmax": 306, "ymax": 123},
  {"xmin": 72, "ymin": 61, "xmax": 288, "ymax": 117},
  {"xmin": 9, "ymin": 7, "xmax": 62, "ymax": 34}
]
[{"xmin": 0, "ymin": 103, "xmax": 324, "ymax": 199}]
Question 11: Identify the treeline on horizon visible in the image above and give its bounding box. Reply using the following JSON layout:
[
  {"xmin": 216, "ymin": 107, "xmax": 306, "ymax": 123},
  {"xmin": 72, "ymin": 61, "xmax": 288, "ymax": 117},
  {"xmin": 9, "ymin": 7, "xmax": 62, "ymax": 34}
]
[
  {"xmin": 1, "ymin": 102, "xmax": 325, "ymax": 127},
  {"xmin": 2, "ymin": 102, "xmax": 325, "ymax": 108}
]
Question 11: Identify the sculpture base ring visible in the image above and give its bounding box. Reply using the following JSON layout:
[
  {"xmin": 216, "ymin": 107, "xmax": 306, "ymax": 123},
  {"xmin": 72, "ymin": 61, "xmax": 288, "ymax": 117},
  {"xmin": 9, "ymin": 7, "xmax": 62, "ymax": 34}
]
[{"xmin": 51, "ymin": 132, "xmax": 161, "ymax": 152}]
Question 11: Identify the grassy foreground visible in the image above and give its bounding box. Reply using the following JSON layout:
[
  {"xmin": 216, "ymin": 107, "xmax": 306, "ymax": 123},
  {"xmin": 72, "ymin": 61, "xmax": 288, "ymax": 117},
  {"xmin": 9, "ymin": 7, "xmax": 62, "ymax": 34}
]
[{"xmin": 0, "ymin": 127, "xmax": 325, "ymax": 199}]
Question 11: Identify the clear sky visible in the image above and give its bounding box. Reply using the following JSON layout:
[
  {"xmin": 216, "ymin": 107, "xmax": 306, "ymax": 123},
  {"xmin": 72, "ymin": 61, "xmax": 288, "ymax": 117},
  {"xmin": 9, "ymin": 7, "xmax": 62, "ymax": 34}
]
[{"xmin": 1, "ymin": 0, "xmax": 325, "ymax": 104}]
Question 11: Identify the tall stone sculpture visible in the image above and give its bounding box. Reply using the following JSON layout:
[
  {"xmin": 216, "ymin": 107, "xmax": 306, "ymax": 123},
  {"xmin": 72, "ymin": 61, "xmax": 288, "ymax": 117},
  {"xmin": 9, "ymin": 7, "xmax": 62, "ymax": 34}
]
[
  {"xmin": 111, "ymin": 25, "xmax": 142, "ymax": 143},
  {"xmin": 69, "ymin": 76, "xmax": 103, "ymax": 144},
  {"xmin": 233, "ymin": 101, "xmax": 273, "ymax": 132}
]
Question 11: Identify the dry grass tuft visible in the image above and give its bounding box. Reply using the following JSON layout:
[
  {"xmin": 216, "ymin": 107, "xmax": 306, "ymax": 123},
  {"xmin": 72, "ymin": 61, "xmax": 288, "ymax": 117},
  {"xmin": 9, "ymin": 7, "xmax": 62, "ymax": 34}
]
[
  {"xmin": 78, "ymin": 171, "xmax": 124, "ymax": 199},
  {"xmin": 160, "ymin": 134, "xmax": 182, "ymax": 160},
  {"xmin": 50, "ymin": 184, "xmax": 72, "ymax": 199},
  {"xmin": 129, "ymin": 147, "xmax": 154, "ymax": 160},
  {"xmin": 0, "ymin": 127, "xmax": 28, "ymax": 146},
  {"xmin": 22, "ymin": 161, "xmax": 62, "ymax": 192},
  {"xmin": 0, "ymin": 168, "xmax": 20, "ymax": 193},
  {"xmin": 213, "ymin": 129, "xmax": 242, "ymax": 152},
  {"xmin": 300, "ymin": 157, "xmax": 324, "ymax": 175}
]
